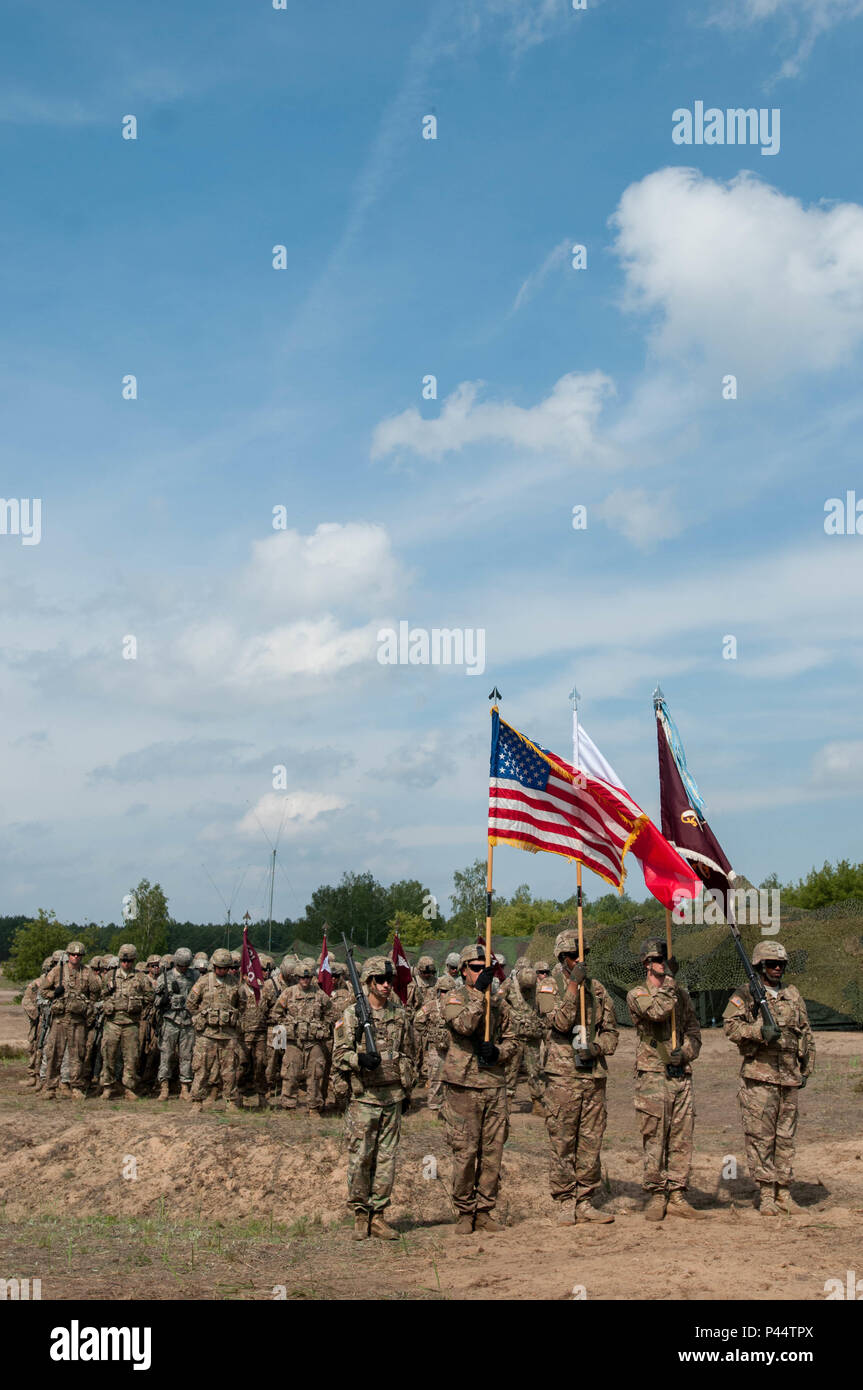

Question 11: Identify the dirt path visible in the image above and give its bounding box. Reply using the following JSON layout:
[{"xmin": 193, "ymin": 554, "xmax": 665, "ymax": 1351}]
[{"xmin": 0, "ymin": 1030, "xmax": 860, "ymax": 1300}]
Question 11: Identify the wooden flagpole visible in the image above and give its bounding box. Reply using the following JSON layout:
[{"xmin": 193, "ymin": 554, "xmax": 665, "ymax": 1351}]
[
  {"xmin": 655, "ymin": 685, "xmax": 677, "ymax": 1051},
  {"xmin": 570, "ymin": 685, "xmax": 588, "ymax": 1048},
  {"xmin": 485, "ymin": 687, "xmax": 502, "ymax": 1041}
]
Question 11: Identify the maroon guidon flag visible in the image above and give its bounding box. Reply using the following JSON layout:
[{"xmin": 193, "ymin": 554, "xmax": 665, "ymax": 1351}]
[
  {"xmin": 241, "ymin": 926, "xmax": 264, "ymax": 1002},
  {"xmin": 391, "ymin": 931, "xmax": 412, "ymax": 1005},
  {"xmin": 318, "ymin": 929, "xmax": 333, "ymax": 997}
]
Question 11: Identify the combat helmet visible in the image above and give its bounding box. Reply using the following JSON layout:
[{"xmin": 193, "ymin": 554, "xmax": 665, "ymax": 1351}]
[
  {"xmin": 159, "ymin": 953, "xmax": 174, "ymax": 969},
  {"xmin": 518, "ymin": 965, "xmax": 537, "ymax": 989},
  {"xmin": 118, "ymin": 943, "xmax": 137, "ymax": 962},
  {"xmin": 88, "ymin": 955, "xmax": 104, "ymax": 970},
  {"xmin": 211, "ymin": 948, "xmax": 232, "ymax": 968},
  {"xmin": 638, "ymin": 938, "xmax": 666, "ymax": 963},
  {"xmin": 41, "ymin": 956, "xmax": 54, "ymax": 973},
  {"xmin": 417, "ymin": 955, "xmax": 436, "ymax": 974},
  {"xmin": 459, "ymin": 944, "xmax": 486, "ymax": 968},
  {"xmin": 752, "ymin": 941, "xmax": 789, "ymax": 968},
  {"xmin": 146, "ymin": 953, "xmax": 162, "ymax": 967},
  {"xmin": 66, "ymin": 940, "xmax": 86, "ymax": 956},
  {"xmin": 554, "ymin": 928, "xmax": 589, "ymax": 959},
  {"xmin": 445, "ymin": 951, "xmax": 460, "ymax": 970},
  {"xmin": 174, "ymin": 947, "xmax": 192, "ymax": 967},
  {"xmin": 360, "ymin": 955, "xmax": 393, "ymax": 984},
  {"xmin": 105, "ymin": 954, "xmax": 119, "ymax": 969}
]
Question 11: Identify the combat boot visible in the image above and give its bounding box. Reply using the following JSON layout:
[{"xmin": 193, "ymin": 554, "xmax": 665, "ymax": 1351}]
[
  {"xmin": 71, "ymin": 1088, "xmax": 86, "ymax": 1100},
  {"xmin": 123, "ymin": 1088, "xmax": 139, "ymax": 1101},
  {"xmin": 453, "ymin": 1213, "xmax": 475, "ymax": 1235},
  {"xmin": 644, "ymin": 1192, "xmax": 667, "ymax": 1222},
  {"xmin": 45, "ymin": 1089, "xmax": 58, "ymax": 1101},
  {"xmin": 225, "ymin": 1100, "xmax": 241, "ymax": 1112},
  {"xmin": 369, "ymin": 1214, "xmax": 399, "ymax": 1240},
  {"xmin": 158, "ymin": 1082, "xmax": 170, "ymax": 1101},
  {"xmin": 774, "ymin": 1185, "xmax": 801, "ymax": 1214},
  {"xmin": 474, "ymin": 1210, "xmax": 503, "ymax": 1233},
  {"xmin": 58, "ymin": 1082, "xmax": 73, "ymax": 1098},
  {"xmin": 575, "ymin": 1199, "xmax": 614, "ymax": 1223},
  {"xmin": 100, "ymin": 1086, "xmax": 113, "ymax": 1100},
  {"xmin": 18, "ymin": 1077, "xmax": 37, "ymax": 1088},
  {"xmin": 531, "ymin": 1099, "xmax": 545, "ymax": 1117},
  {"xmin": 556, "ymin": 1200, "xmax": 577, "ymax": 1225},
  {"xmin": 33, "ymin": 1079, "xmax": 44, "ymax": 1093},
  {"xmin": 352, "ymin": 1211, "xmax": 370, "ymax": 1241},
  {"xmin": 180, "ymin": 1084, "xmax": 191, "ymax": 1101},
  {"xmin": 758, "ymin": 1183, "xmax": 779, "ymax": 1215},
  {"xmin": 666, "ymin": 1190, "xmax": 702, "ymax": 1220}
]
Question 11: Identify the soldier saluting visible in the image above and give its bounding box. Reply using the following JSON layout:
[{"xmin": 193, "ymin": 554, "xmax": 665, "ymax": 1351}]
[
  {"xmin": 626, "ymin": 938, "xmax": 702, "ymax": 1222},
  {"xmin": 723, "ymin": 940, "xmax": 814, "ymax": 1216}
]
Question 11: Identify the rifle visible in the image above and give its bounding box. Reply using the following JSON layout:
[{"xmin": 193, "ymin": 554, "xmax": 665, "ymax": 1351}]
[
  {"xmin": 341, "ymin": 934, "xmax": 377, "ymax": 1058},
  {"xmin": 37, "ymin": 997, "xmax": 53, "ymax": 1051},
  {"xmin": 727, "ymin": 911, "xmax": 777, "ymax": 1036}
]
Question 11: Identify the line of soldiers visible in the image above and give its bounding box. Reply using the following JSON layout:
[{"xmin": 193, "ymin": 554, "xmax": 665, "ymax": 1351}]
[{"xmin": 19, "ymin": 932, "xmax": 814, "ymax": 1234}]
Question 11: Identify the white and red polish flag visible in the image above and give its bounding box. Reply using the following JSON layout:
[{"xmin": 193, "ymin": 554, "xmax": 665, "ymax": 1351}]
[
  {"xmin": 318, "ymin": 928, "xmax": 333, "ymax": 997},
  {"xmin": 488, "ymin": 709, "xmax": 700, "ymax": 910},
  {"xmin": 241, "ymin": 925, "xmax": 264, "ymax": 1002}
]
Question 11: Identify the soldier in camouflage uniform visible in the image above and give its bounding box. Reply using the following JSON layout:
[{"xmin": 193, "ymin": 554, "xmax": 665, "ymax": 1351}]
[
  {"xmin": 102, "ymin": 945, "xmax": 153, "ymax": 1099},
  {"xmin": 441, "ymin": 945, "xmax": 518, "ymax": 1234},
  {"xmin": 264, "ymin": 956, "xmax": 294, "ymax": 1102},
  {"xmin": 326, "ymin": 963, "xmax": 353, "ymax": 1112},
  {"xmin": 626, "ymin": 938, "xmax": 702, "ymax": 1221},
  {"xmin": 20, "ymin": 958, "xmax": 53, "ymax": 1089},
  {"xmin": 40, "ymin": 942, "xmax": 101, "ymax": 1100},
  {"xmin": 723, "ymin": 940, "xmax": 814, "ymax": 1215},
  {"xmin": 82, "ymin": 956, "xmax": 106, "ymax": 1093},
  {"xmin": 537, "ymin": 930, "xmax": 618, "ymax": 1223},
  {"xmin": 502, "ymin": 960, "xmax": 546, "ymax": 1113},
  {"xmin": 187, "ymin": 948, "xmax": 245, "ymax": 1109},
  {"xmin": 415, "ymin": 976, "xmax": 452, "ymax": 1113},
  {"xmin": 138, "ymin": 954, "xmax": 163, "ymax": 1094},
  {"xmin": 238, "ymin": 964, "xmax": 272, "ymax": 1108},
  {"xmin": 441, "ymin": 951, "xmax": 461, "ymax": 987},
  {"xmin": 155, "ymin": 947, "xmax": 198, "ymax": 1100},
  {"xmin": 333, "ymin": 955, "xmax": 415, "ymax": 1240},
  {"xmin": 271, "ymin": 957, "xmax": 334, "ymax": 1113}
]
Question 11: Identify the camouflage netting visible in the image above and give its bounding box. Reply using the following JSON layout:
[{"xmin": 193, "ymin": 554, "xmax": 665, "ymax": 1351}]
[{"xmin": 293, "ymin": 902, "xmax": 863, "ymax": 1030}]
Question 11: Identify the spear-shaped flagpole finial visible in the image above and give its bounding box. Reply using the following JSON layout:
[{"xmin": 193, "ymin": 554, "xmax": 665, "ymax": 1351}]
[
  {"xmin": 488, "ymin": 686, "xmax": 501, "ymax": 704},
  {"xmin": 653, "ymin": 683, "xmax": 665, "ymax": 710},
  {"xmin": 569, "ymin": 684, "xmax": 580, "ymax": 711}
]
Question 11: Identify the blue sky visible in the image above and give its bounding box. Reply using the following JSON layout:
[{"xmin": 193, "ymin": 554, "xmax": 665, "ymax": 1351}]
[{"xmin": 2, "ymin": 0, "xmax": 863, "ymax": 927}]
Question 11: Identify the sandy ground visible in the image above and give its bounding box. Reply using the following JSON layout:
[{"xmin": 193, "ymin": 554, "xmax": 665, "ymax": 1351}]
[{"xmin": 0, "ymin": 1008, "xmax": 860, "ymax": 1301}]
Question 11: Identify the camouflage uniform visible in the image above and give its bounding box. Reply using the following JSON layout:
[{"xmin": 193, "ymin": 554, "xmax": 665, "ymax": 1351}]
[
  {"xmin": 415, "ymin": 977, "xmax": 452, "ymax": 1112},
  {"xmin": 326, "ymin": 975, "xmax": 354, "ymax": 1111},
  {"xmin": 441, "ymin": 955, "xmax": 518, "ymax": 1225},
  {"xmin": 138, "ymin": 957, "xmax": 164, "ymax": 1093},
  {"xmin": 102, "ymin": 956, "xmax": 153, "ymax": 1096},
  {"xmin": 155, "ymin": 960, "xmax": 199, "ymax": 1092},
  {"xmin": 41, "ymin": 953, "xmax": 101, "ymax": 1097},
  {"xmin": 271, "ymin": 977, "xmax": 334, "ymax": 1111},
  {"xmin": 540, "ymin": 964, "xmax": 618, "ymax": 1215},
  {"xmin": 333, "ymin": 967, "xmax": 415, "ymax": 1232},
  {"xmin": 626, "ymin": 972, "xmax": 701, "ymax": 1205},
  {"xmin": 187, "ymin": 961, "xmax": 245, "ymax": 1105},
  {"xmin": 239, "ymin": 978, "xmax": 272, "ymax": 1104},
  {"xmin": 724, "ymin": 977, "xmax": 814, "ymax": 1202},
  {"xmin": 501, "ymin": 966, "xmax": 546, "ymax": 1106},
  {"xmin": 21, "ymin": 973, "xmax": 44, "ymax": 1087},
  {"xmin": 263, "ymin": 968, "xmax": 288, "ymax": 1099}
]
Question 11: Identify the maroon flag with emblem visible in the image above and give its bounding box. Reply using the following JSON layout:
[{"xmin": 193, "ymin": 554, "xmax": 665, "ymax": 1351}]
[
  {"xmin": 241, "ymin": 925, "xmax": 264, "ymax": 1002},
  {"xmin": 391, "ymin": 931, "xmax": 412, "ymax": 1004},
  {"xmin": 318, "ymin": 929, "xmax": 333, "ymax": 997}
]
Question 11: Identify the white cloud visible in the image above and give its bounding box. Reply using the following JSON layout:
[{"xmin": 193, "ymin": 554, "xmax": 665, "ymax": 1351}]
[
  {"xmin": 813, "ymin": 739, "xmax": 863, "ymax": 785},
  {"xmin": 511, "ymin": 238, "xmax": 572, "ymax": 313},
  {"xmin": 371, "ymin": 371, "xmax": 614, "ymax": 463},
  {"xmin": 594, "ymin": 487, "xmax": 684, "ymax": 550},
  {"xmin": 610, "ymin": 168, "xmax": 863, "ymax": 381},
  {"xmin": 709, "ymin": 0, "xmax": 863, "ymax": 79},
  {"xmin": 236, "ymin": 791, "xmax": 347, "ymax": 839},
  {"xmin": 243, "ymin": 523, "xmax": 403, "ymax": 616}
]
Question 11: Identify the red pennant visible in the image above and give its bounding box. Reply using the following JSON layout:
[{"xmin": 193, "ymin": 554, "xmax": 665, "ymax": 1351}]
[{"xmin": 241, "ymin": 926, "xmax": 264, "ymax": 1001}]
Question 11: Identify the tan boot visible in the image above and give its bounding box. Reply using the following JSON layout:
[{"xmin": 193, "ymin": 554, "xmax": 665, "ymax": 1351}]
[
  {"xmin": 123, "ymin": 1088, "xmax": 139, "ymax": 1101},
  {"xmin": 18, "ymin": 1077, "xmax": 37, "ymax": 1088},
  {"xmin": 352, "ymin": 1211, "xmax": 370, "ymax": 1241},
  {"xmin": 666, "ymin": 1190, "xmax": 702, "ymax": 1220},
  {"xmin": 158, "ymin": 1082, "xmax": 170, "ymax": 1101},
  {"xmin": 453, "ymin": 1213, "xmax": 475, "ymax": 1235},
  {"xmin": 369, "ymin": 1213, "xmax": 399, "ymax": 1240},
  {"xmin": 58, "ymin": 1082, "xmax": 73, "ymax": 1098},
  {"xmin": 644, "ymin": 1192, "xmax": 667, "ymax": 1222},
  {"xmin": 759, "ymin": 1183, "xmax": 779, "ymax": 1215},
  {"xmin": 474, "ymin": 1210, "xmax": 503, "ymax": 1233},
  {"xmin": 226, "ymin": 1100, "xmax": 241, "ymax": 1112},
  {"xmin": 575, "ymin": 1199, "xmax": 614, "ymax": 1223},
  {"xmin": 774, "ymin": 1185, "xmax": 800, "ymax": 1214},
  {"xmin": 556, "ymin": 1200, "xmax": 577, "ymax": 1225},
  {"xmin": 71, "ymin": 1088, "xmax": 87, "ymax": 1100},
  {"xmin": 46, "ymin": 1089, "xmax": 58, "ymax": 1101},
  {"xmin": 531, "ymin": 1099, "xmax": 545, "ymax": 1117},
  {"xmin": 180, "ymin": 1084, "xmax": 191, "ymax": 1101}
]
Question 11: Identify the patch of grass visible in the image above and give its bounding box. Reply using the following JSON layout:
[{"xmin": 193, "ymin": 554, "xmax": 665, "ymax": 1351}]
[
  {"xmin": 0, "ymin": 1045, "xmax": 28, "ymax": 1061},
  {"xmin": 287, "ymin": 1216, "xmax": 309, "ymax": 1238}
]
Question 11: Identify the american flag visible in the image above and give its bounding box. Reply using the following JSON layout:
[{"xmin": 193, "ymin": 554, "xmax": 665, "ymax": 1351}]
[{"xmin": 488, "ymin": 710, "xmax": 702, "ymax": 907}]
